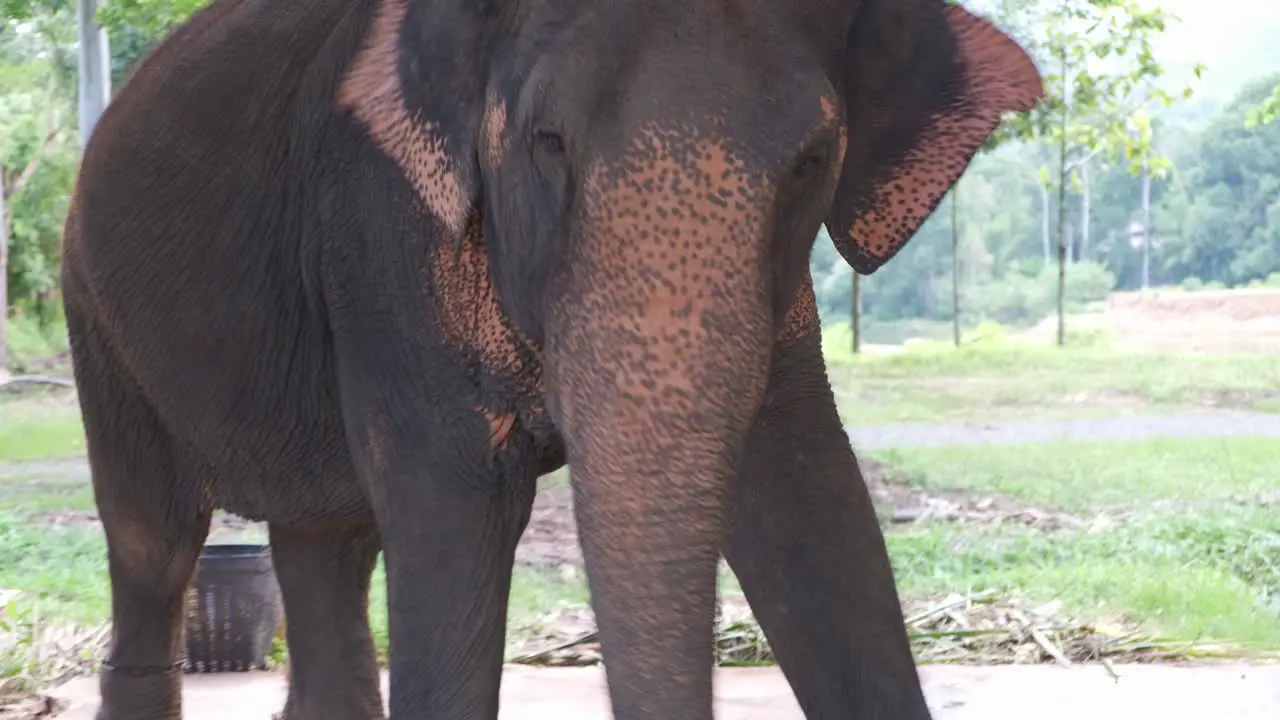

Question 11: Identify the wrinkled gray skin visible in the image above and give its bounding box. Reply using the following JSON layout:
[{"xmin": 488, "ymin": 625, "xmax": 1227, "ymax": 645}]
[{"xmin": 61, "ymin": 0, "xmax": 1042, "ymax": 718}]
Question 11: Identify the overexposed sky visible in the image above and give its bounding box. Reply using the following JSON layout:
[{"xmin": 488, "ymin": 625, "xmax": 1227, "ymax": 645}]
[
  {"xmin": 965, "ymin": 0, "xmax": 1280, "ymax": 105},
  {"xmin": 1157, "ymin": 0, "xmax": 1280, "ymax": 101}
]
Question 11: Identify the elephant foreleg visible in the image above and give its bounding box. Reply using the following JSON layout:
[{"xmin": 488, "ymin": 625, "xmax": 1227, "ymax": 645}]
[
  {"xmin": 325, "ymin": 233, "xmax": 540, "ymax": 719},
  {"xmin": 270, "ymin": 521, "xmax": 384, "ymax": 720},
  {"xmin": 340, "ymin": 399, "xmax": 537, "ymax": 720},
  {"xmin": 723, "ymin": 330, "xmax": 933, "ymax": 720}
]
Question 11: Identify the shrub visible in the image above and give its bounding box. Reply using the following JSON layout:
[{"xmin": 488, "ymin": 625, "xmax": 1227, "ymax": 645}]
[
  {"xmin": 967, "ymin": 261, "xmax": 1117, "ymax": 326},
  {"xmin": 4, "ymin": 313, "xmax": 68, "ymax": 372},
  {"xmin": 964, "ymin": 321, "xmax": 1010, "ymax": 345}
]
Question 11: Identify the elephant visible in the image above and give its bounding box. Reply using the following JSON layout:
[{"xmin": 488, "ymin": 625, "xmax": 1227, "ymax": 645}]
[{"xmin": 60, "ymin": 0, "xmax": 1041, "ymax": 717}]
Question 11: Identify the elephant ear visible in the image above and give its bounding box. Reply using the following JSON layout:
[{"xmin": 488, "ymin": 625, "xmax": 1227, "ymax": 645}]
[
  {"xmin": 828, "ymin": 0, "xmax": 1043, "ymax": 274},
  {"xmin": 337, "ymin": 0, "xmax": 489, "ymax": 237}
]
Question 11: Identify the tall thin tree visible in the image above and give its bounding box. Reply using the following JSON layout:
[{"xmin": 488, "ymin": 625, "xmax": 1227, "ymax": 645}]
[
  {"xmin": 851, "ymin": 274, "xmax": 862, "ymax": 355},
  {"xmin": 951, "ymin": 187, "xmax": 961, "ymax": 347},
  {"xmin": 1140, "ymin": 158, "xmax": 1152, "ymax": 290},
  {"xmin": 1056, "ymin": 45, "xmax": 1069, "ymax": 348},
  {"xmin": 0, "ymin": 181, "xmax": 8, "ymax": 376}
]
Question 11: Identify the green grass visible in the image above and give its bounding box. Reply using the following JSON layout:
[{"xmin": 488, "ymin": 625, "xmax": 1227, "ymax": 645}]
[
  {"xmin": 0, "ymin": 466, "xmax": 592, "ymax": 664},
  {"xmin": 4, "ymin": 343, "xmax": 1276, "ymax": 457},
  {"xmin": 824, "ymin": 332, "xmax": 1280, "ymax": 425},
  {"xmin": 0, "ymin": 472, "xmax": 96, "ymax": 515},
  {"xmin": 874, "ymin": 437, "xmax": 1280, "ymax": 649},
  {"xmin": 0, "ymin": 505, "xmax": 592, "ymax": 662},
  {"xmin": 1256, "ymin": 398, "xmax": 1280, "ymax": 414},
  {"xmin": 873, "ymin": 437, "xmax": 1280, "ymax": 514},
  {"xmin": 3, "ymin": 327, "xmax": 1279, "ymax": 665},
  {"xmin": 0, "ymin": 398, "xmax": 86, "ymax": 461},
  {"xmin": 4, "ymin": 324, "xmax": 1278, "ymax": 455},
  {"xmin": 886, "ymin": 511, "xmax": 1280, "ymax": 648},
  {"xmin": 0, "ymin": 514, "xmax": 110, "ymax": 626},
  {"xmin": 2, "ymin": 433, "xmax": 1279, "ymax": 672}
]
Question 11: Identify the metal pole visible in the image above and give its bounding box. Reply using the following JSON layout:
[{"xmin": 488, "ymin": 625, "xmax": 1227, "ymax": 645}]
[{"xmin": 76, "ymin": 0, "xmax": 112, "ymax": 146}]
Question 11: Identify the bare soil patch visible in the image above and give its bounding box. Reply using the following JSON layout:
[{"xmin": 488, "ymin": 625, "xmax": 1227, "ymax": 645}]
[
  {"xmin": 1109, "ymin": 289, "xmax": 1280, "ymax": 321},
  {"xmin": 513, "ymin": 483, "xmax": 581, "ymax": 571},
  {"xmin": 1105, "ymin": 290, "xmax": 1280, "ymax": 353},
  {"xmin": 30, "ymin": 510, "xmax": 259, "ymax": 543},
  {"xmin": 505, "ymin": 457, "xmax": 1090, "ymax": 580},
  {"xmin": 864, "ymin": 459, "xmax": 1091, "ymax": 531},
  {"xmin": 23, "ymin": 457, "xmax": 1078, "ymax": 568}
]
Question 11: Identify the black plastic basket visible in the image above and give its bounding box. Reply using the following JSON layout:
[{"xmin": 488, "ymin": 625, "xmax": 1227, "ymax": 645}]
[{"xmin": 183, "ymin": 543, "xmax": 283, "ymax": 673}]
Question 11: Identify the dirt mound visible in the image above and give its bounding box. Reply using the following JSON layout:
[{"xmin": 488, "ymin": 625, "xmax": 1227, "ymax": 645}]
[
  {"xmin": 1104, "ymin": 290, "xmax": 1280, "ymax": 353},
  {"xmin": 1012, "ymin": 289, "xmax": 1280, "ymax": 353},
  {"xmin": 1108, "ymin": 289, "xmax": 1280, "ymax": 321}
]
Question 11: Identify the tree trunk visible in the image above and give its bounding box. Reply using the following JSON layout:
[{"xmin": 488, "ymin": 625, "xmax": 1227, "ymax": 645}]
[
  {"xmin": 1141, "ymin": 160, "xmax": 1151, "ymax": 291},
  {"xmin": 851, "ymin": 273, "xmax": 861, "ymax": 354},
  {"xmin": 951, "ymin": 188, "xmax": 960, "ymax": 347},
  {"xmin": 77, "ymin": 0, "xmax": 112, "ymax": 144},
  {"xmin": 0, "ymin": 183, "xmax": 8, "ymax": 374},
  {"xmin": 1056, "ymin": 50, "xmax": 1068, "ymax": 348},
  {"xmin": 1079, "ymin": 161, "xmax": 1091, "ymax": 260},
  {"xmin": 1039, "ymin": 183, "xmax": 1051, "ymax": 265}
]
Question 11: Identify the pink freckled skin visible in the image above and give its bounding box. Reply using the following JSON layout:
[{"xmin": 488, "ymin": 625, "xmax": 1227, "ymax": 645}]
[{"xmin": 337, "ymin": 0, "xmax": 468, "ymax": 234}]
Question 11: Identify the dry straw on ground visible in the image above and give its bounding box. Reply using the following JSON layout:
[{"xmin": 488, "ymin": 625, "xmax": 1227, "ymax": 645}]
[
  {"xmin": 506, "ymin": 590, "xmax": 1280, "ymax": 670},
  {"xmin": 5, "ymin": 586, "xmax": 1278, "ymax": 718},
  {"xmin": 0, "ymin": 590, "xmax": 107, "ymax": 719}
]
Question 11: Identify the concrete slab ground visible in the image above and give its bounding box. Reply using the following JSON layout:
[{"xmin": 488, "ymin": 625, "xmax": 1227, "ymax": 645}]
[{"xmin": 47, "ymin": 663, "xmax": 1280, "ymax": 719}]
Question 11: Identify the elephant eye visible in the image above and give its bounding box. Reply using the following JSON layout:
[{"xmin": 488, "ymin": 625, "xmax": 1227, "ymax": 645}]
[
  {"xmin": 791, "ymin": 152, "xmax": 827, "ymax": 181},
  {"xmin": 534, "ymin": 129, "xmax": 566, "ymax": 156}
]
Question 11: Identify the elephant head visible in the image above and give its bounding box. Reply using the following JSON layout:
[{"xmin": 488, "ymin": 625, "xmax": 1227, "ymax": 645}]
[{"xmin": 344, "ymin": 0, "xmax": 1041, "ymax": 714}]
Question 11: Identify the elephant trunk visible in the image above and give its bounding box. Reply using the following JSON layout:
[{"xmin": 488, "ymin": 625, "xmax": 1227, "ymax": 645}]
[
  {"xmin": 547, "ymin": 297, "xmax": 771, "ymax": 719},
  {"xmin": 544, "ymin": 136, "xmax": 775, "ymax": 718}
]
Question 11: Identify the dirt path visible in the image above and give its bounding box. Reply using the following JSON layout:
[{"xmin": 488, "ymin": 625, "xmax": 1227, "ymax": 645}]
[
  {"xmin": 847, "ymin": 409, "xmax": 1280, "ymax": 451},
  {"xmin": 8, "ymin": 409, "xmax": 1279, "ymax": 482},
  {"xmin": 0, "ymin": 459, "xmax": 88, "ymax": 482},
  {"xmin": 40, "ymin": 663, "xmax": 1280, "ymax": 720}
]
